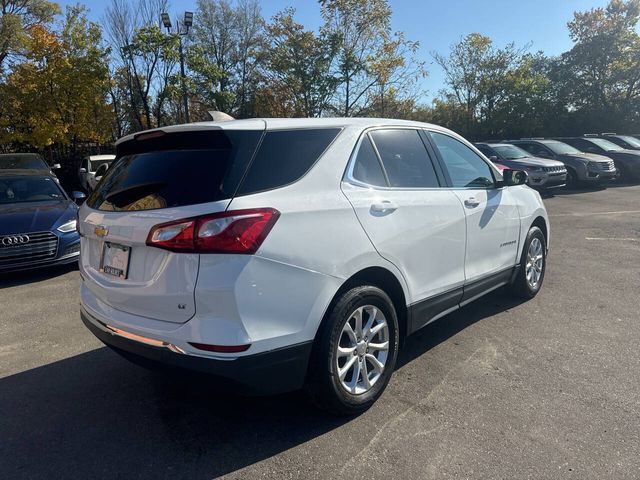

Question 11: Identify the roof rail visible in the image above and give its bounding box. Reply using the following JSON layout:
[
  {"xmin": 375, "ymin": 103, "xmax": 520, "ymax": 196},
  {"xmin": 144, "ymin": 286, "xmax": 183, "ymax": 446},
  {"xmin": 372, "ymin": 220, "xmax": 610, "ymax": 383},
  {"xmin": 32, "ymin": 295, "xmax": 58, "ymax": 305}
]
[
  {"xmin": 583, "ymin": 133, "xmax": 599, "ymax": 137},
  {"xmin": 519, "ymin": 137, "xmax": 545, "ymax": 140},
  {"xmin": 601, "ymin": 132, "xmax": 617, "ymax": 136}
]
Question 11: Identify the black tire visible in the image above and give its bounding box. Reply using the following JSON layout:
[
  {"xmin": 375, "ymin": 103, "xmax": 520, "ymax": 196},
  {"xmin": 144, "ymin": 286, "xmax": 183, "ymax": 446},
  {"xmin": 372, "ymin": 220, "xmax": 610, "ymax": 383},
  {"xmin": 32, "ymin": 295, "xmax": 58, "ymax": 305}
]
[
  {"xmin": 565, "ymin": 168, "xmax": 579, "ymax": 189},
  {"xmin": 305, "ymin": 285, "xmax": 399, "ymax": 415},
  {"xmin": 509, "ymin": 226, "xmax": 546, "ymax": 299}
]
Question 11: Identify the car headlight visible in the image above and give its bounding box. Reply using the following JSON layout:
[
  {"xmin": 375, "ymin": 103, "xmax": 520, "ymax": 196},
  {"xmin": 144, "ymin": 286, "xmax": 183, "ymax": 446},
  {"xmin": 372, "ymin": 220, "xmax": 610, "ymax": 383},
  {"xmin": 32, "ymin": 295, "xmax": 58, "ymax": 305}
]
[
  {"xmin": 57, "ymin": 219, "xmax": 77, "ymax": 233},
  {"xmin": 526, "ymin": 166, "xmax": 544, "ymax": 172}
]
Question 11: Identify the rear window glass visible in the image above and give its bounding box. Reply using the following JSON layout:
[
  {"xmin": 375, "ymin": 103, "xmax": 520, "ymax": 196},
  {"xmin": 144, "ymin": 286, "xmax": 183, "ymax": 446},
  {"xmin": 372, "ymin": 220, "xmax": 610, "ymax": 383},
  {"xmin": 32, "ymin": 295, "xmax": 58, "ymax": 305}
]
[
  {"xmin": 0, "ymin": 154, "xmax": 48, "ymax": 170},
  {"xmin": 236, "ymin": 128, "xmax": 340, "ymax": 195},
  {"xmin": 87, "ymin": 130, "xmax": 261, "ymax": 211}
]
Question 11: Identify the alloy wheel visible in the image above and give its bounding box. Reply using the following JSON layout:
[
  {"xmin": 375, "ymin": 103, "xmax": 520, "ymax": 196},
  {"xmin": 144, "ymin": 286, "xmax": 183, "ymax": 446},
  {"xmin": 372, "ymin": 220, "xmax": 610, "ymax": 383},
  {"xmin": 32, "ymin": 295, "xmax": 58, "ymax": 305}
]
[
  {"xmin": 335, "ymin": 305, "xmax": 390, "ymax": 395},
  {"xmin": 526, "ymin": 237, "xmax": 544, "ymax": 289}
]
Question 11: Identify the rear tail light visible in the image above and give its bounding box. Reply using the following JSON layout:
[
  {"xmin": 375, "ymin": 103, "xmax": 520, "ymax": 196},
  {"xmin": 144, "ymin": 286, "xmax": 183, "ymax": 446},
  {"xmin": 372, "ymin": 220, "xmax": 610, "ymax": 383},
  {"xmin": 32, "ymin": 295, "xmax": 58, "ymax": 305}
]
[{"xmin": 146, "ymin": 208, "xmax": 280, "ymax": 254}]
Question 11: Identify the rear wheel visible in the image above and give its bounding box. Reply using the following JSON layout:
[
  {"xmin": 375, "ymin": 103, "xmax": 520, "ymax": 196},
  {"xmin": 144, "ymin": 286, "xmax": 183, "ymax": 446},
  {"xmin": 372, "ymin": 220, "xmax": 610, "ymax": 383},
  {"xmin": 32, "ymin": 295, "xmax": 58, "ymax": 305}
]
[
  {"xmin": 509, "ymin": 226, "xmax": 546, "ymax": 299},
  {"xmin": 305, "ymin": 285, "xmax": 399, "ymax": 415}
]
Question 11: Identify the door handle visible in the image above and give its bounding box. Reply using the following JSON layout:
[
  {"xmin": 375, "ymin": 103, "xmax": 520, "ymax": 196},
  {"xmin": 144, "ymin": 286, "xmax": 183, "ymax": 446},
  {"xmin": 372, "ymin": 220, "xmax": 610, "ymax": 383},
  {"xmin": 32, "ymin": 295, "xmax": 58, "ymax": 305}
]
[
  {"xmin": 464, "ymin": 197, "xmax": 480, "ymax": 208},
  {"xmin": 370, "ymin": 200, "xmax": 398, "ymax": 213}
]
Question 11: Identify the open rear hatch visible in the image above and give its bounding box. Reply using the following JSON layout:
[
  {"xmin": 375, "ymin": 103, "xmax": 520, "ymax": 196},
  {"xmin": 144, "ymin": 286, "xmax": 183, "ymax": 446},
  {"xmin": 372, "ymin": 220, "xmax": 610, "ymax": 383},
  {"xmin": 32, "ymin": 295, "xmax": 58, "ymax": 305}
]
[{"xmin": 79, "ymin": 127, "xmax": 264, "ymax": 323}]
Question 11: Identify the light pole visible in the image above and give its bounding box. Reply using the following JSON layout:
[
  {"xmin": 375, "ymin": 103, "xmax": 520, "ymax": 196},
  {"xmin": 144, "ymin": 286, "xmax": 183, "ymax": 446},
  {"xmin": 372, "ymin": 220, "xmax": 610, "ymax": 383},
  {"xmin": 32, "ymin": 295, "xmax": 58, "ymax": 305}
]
[{"xmin": 161, "ymin": 12, "xmax": 193, "ymax": 123}]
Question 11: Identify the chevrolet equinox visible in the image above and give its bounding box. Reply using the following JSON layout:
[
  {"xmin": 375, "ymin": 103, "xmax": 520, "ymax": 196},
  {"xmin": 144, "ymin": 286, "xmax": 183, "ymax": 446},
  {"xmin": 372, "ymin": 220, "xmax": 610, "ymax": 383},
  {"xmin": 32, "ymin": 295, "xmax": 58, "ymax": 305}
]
[{"xmin": 79, "ymin": 118, "xmax": 549, "ymax": 414}]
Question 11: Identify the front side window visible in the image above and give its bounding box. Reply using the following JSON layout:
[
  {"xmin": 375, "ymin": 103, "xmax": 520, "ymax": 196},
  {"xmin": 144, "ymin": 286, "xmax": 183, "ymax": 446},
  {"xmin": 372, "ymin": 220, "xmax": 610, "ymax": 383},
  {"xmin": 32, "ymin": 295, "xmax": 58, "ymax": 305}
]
[
  {"xmin": 368, "ymin": 129, "xmax": 439, "ymax": 188},
  {"xmin": 431, "ymin": 132, "xmax": 495, "ymax": 188}
]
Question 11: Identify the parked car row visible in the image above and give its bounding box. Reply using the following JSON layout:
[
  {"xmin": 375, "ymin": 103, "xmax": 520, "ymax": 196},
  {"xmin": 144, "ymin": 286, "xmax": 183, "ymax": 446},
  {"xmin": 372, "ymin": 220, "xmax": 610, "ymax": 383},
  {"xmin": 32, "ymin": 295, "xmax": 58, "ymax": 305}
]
[{"xmin": 475, "ymin": 134, "xmax": 640, "ymax": 190}]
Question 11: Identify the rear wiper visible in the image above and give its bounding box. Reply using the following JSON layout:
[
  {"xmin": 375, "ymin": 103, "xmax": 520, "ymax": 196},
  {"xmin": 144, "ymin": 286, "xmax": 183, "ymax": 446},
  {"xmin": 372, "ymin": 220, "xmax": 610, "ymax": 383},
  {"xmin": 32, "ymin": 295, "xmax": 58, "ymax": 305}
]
[{"xmin": 105, "ymin": 182, "xmax": 166, "ymax": 208}]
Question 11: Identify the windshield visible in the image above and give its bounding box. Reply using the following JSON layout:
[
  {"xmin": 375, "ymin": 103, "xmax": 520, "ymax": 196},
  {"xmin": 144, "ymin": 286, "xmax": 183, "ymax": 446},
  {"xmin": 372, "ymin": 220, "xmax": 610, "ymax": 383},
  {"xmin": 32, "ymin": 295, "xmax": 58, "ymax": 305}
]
[
  {"xmin": 0, "ymin": 176, "xmax": 65, "ymax": 204},
  {"xmin": 0, "ymin": 154, "xmax": 49, "ymax": 170},
  {"xmin": 616, "ymin": 136, "xmax": 640, "ymax": 148},
  {"xmin": 542, "ymin": 141, "xmax": 581, "ymax": 155},
  {"xmin": 493, "ymin": 145, "xmax": 530, "ymax": 160},
  {"xmin": 589, "ymin": 138, "xmax": 624, "ymax": 151},
  {"xmin": 89, "ymin": 159, "xmax": 114, "ymax": 172}
]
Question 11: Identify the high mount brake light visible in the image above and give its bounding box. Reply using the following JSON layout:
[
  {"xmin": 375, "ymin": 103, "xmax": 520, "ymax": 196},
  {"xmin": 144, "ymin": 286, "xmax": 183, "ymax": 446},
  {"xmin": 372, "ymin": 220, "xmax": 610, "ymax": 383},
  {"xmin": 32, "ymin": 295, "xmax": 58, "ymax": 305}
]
[{"xmin": 146, "ymin": 208, "xmax": 280, "ymax": 254}]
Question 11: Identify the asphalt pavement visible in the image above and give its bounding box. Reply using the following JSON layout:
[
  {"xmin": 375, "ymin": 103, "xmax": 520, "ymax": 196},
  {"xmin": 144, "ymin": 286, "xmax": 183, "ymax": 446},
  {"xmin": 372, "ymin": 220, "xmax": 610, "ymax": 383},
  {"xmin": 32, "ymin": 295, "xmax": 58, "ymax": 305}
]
[{"xmin": 1, "ymin": 184, "xmax": 639, "ymax": 479}]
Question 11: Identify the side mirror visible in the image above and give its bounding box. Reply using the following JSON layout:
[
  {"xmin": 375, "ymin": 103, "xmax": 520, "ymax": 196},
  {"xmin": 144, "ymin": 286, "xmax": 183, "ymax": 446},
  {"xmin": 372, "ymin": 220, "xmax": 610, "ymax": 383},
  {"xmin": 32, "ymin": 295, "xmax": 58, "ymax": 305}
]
[
  {"xmin": 52, "ymin": 163, "xmax": 61, "ymax": 170},
  {"xmin": 502, "ymin": 169, "xmax": 528, "ymax": 186},
  {"xmin": 79, "ymin": 167, "xmax": 87, "ymax": 174},
  {"xmin": 71, "ymin": 191, "xmax": 86, "ymax": 205},
  {"xmin": 489, "ymin": 155, "xmax": 499, "ymax": 162}
]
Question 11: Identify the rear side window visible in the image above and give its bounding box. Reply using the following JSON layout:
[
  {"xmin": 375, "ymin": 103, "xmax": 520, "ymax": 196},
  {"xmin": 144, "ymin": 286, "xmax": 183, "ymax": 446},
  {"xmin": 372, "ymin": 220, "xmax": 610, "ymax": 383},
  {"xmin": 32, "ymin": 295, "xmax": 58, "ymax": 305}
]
[
  {"xmin": 88, "ymin": 130, "xmax": 261, "ymax": 211},
  {"xmin": 369, "ymin": 129, "xmax": 439, "ymax": 188},
  {"xmin": 236, "ymin": 128, "xmax": 340, "ymax": 195},
  {"xmin": 351, "ymin": 136, "xmax": 387, "ymax": 187}
]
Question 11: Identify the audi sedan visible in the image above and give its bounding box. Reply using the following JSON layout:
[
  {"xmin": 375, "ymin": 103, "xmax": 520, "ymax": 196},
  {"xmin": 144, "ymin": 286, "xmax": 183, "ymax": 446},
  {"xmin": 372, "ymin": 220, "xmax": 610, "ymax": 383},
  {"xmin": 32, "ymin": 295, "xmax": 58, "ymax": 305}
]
[{"xmin": 0, "ymin": 170, "xmax": 84, "ymax": 272}]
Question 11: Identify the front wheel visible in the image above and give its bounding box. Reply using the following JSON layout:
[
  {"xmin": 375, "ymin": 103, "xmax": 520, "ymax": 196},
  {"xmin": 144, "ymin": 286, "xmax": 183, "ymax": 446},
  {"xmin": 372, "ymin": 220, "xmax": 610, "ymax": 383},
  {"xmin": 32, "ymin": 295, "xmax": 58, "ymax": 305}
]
[
  {"xmin": 509, "ymin": 226, "xmax": 546, "ymax": 299},
  {"xmin": 305, "ymin": 285, "xmax": 399, "ymax": 415}
]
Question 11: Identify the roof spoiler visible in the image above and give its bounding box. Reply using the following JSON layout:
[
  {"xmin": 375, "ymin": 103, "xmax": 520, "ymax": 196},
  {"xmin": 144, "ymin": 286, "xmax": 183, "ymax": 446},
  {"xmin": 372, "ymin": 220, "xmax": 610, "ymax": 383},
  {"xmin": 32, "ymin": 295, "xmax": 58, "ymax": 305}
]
[{"xmin": 208, "ymin": 111, "xmax": 235, "ymax": 122}]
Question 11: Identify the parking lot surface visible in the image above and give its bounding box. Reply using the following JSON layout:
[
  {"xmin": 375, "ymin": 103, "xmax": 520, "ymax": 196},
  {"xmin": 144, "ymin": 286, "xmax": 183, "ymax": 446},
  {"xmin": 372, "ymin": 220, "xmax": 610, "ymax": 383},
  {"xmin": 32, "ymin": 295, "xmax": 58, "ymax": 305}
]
[{"xmin": 1, "ymin": 185, "xmax": 639, "ymax": 479}]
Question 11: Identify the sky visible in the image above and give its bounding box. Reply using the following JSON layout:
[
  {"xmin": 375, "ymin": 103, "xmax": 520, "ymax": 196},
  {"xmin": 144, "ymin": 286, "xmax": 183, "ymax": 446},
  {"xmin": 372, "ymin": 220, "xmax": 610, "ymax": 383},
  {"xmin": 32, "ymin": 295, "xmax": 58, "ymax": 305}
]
[{"xmin": 58, "ymin": 0, "xmax": 619, "ymax": 103}]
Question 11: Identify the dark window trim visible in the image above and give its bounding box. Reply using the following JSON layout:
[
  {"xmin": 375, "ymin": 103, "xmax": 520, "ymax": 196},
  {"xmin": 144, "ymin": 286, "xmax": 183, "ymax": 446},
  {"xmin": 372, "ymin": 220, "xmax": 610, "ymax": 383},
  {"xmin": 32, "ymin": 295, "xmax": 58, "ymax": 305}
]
[{"xmin": 343, "ymin": 126, "xmax": 444, "ymax": 190}]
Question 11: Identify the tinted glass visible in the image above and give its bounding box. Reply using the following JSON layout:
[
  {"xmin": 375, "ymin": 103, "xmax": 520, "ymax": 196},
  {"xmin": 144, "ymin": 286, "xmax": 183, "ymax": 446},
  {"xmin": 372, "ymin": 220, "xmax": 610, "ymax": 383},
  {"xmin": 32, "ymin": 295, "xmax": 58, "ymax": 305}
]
[
  {"xmin": 476, "ymin": 145, "xmax": 495, "ymax": 158},
  {"xmin": 0, "ymin": 154, "xmax": 48, "ymax": 170},
  {"xmin": 493, "ymin": 145, "xmax": 530, "ymax": 159},
  {"xmin": 0, "ymin": 176, "xmax": 64, "ymax": 204},
  {"xmin": 589, "ymin": 138, "xmax": 624, "ymax": 151},
  {"xmin": 542, "ymin": 141, "xmax": 581, "ymax": 155},
  {"xmin": 352, "ymin": 136, "xmax": 387, "ymax": 187},
  {"xmin": 88, "ymin": 130, "xmax": 262, "ymax": 211},
  {"xmin": 369, "ymin": 129, "xmax": 439, "ymax": 188},
  {"xmin": 431, "ymin": 132, "xmax": 495, "ymax": 188},
  {"xmin": 89, "ymin": 159, "xmax": 115, "ymax": 171},
  {"xmin": 237, "ymin": 128, "xmax": 340, "ymax": 195},
  {"xmin": 617, "ymin": 136, "xmax": 640, "ymax": 148}
]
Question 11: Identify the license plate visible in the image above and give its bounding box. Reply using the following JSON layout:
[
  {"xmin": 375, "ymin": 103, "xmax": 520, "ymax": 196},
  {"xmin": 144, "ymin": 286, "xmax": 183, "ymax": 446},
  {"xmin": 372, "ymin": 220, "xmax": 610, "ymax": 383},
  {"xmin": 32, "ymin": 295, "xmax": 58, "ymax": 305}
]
[{"xmin": 100, "ymin": 242, "xmax": 131, "ymax": 279}]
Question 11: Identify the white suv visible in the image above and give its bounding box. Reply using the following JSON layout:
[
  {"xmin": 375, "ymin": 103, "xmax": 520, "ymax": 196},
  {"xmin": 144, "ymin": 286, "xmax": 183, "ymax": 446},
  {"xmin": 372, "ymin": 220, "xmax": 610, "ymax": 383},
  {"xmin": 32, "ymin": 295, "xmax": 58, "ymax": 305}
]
[{"xmin": 79, "ymin": 118, "xmax": 549, "ymax": 414}]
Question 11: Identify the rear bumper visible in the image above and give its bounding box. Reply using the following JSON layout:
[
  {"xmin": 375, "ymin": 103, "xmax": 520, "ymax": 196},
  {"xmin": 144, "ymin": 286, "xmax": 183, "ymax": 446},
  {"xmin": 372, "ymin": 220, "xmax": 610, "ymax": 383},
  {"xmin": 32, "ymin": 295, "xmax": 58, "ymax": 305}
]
[{"xmin": 81, "ymin": 307, "xmax": 313, "ymax": 394}]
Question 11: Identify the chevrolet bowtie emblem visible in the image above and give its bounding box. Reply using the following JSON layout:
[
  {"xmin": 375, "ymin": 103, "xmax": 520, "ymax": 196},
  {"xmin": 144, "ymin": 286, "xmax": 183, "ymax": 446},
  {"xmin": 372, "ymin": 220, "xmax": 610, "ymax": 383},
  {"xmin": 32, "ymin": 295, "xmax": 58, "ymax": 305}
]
[{"xmin": 94, "ymin": 226, "xmax": 109, "ymax": 237}]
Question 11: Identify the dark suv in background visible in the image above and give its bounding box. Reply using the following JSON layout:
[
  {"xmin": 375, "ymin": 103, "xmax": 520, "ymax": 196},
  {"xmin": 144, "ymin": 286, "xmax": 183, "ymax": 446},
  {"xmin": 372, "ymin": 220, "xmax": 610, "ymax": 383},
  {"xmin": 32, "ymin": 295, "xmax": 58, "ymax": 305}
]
[
  {"xmin": 601, "ymin": 134, "xmax": 640, "ymax": 151},
  {"xmin": 509, "ymin": 139, "xmax": 617, "ymax": 187},
  {"xmin": 555, "ymin": 136, "xmax": 640, "ymax": 182},
  {"xmin": 475, "ymin": 142, "xmax": 567, "ymax": 190}
]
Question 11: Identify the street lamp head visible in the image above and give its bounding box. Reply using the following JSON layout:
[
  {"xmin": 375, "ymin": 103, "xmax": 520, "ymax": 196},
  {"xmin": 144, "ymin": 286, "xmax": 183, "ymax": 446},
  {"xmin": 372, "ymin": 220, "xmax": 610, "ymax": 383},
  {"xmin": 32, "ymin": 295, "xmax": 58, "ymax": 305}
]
[
  {"xmin": 160, "ymin": 12, "xmax": 172, "ymax": 30},
  {"xmin": 184, "ymin": 11, "xmax": 193, "ymax": 28}
]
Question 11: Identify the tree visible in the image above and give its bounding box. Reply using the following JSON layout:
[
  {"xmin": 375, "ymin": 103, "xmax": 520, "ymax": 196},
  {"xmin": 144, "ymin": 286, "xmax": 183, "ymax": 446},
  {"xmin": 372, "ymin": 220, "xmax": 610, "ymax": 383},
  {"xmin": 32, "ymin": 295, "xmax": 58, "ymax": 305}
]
[
  {"xmin": 320, "ymin": 0, "xmax": 424, "ymax": 117},
  {"xmin": 432, "ymin": 34, "xmax": 549, "ymax": 139},
  {"xmin": 259, "ymin": 8, "xmax": 337, "ymax": 117},
  {"xmin": 0, "ymin": 6, "xmax": 112, "ymax": 151},
  {"xmin": 555, "ymin": 0, "xmax": 640, "ymax": 133},
  {"xmin": 189, "ymin": 0, "xmax": 264, "ymax": 117},
  {"xmin": 0, "ymin": 0, "xmax": 60, "ymax": 74}
]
